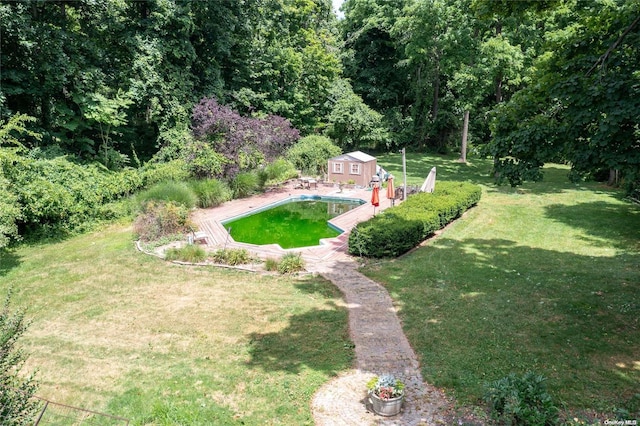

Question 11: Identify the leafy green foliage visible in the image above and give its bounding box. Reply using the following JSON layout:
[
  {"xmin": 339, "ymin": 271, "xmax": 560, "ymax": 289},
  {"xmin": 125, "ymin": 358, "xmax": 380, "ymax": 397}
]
[
  {"xmin": 140, "ymin": 160, "xmax": 190, "ymax": 187},
  {"xmin": 133, "ymin": 201, "xmax": 193, "ymax": 242},
  {"xmin": 1, "ymin": 0, "xmax": 340, "ymax": 163},
  {"xmin": 0, "ymin": 291, "xmax": 39, "ymax": 425},
  {"xmin": 259, "ymin": 158, "xmax": 299, "ymax": 187},
  {"xmin": 324, "ymin": 80, "xmax": 389, "ymax": 150},
  {"xmin": 6, "ymin": 156, "xmax": 143, "ymax": 232},
  {"xmin": 485, "ymin": 1, "xmax": 640, "ymax": 191},
  {"xmin": 165, "ymin": 244, "xmax": 207, "ymax": 263},
  {"xmin": 285, "ymin": 135, "xmax": 341, "ymax": 176},
  {"xmin": 188, "ymin": 179, "xmax": 232, "ymax": 209},
  {"xmin": 0, "ymin": 114, "xmax": 41, "ymax": 151},
  {"xmin": 484, "ymin": 372, "xmax": 559, "ymax": 425},
  {"xmin": 0, "ymin": 174, "xmax": 21, "ymax": 250},
  {"xmin": 348, "ymin": 181, "xmax": 481, "ymax": 257},
  {"xmin": 182, "ymin": 141, "xmax": 227, "ymax": 179}
]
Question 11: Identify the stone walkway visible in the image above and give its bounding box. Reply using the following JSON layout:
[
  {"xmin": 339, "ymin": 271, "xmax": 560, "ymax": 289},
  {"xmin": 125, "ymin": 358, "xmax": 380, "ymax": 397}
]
[{"xmin": 308, "ymin": 256, "xmax": 450, "ymax": 425}]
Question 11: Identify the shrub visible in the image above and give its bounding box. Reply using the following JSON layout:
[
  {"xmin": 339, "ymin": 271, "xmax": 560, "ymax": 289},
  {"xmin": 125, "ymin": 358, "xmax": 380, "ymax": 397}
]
[
  {"xmin": 191, "ymin": 98, "xmax": 299, "ymax": 179},
  {"xmin": 277, "ymin": 252, "xmax": 305, "ymax": 274},
  {"xmin": 230, "ymin": 172, "xmax": 259, "ymax": 198},
  {"xmin": 137, "ymin": 181, "xmax": 198, "ymax": 209},
  {"xmin": 349, "ymin": 214, "xmax": 424, "ymax": 258},
  {"xmin": 165, "ymin": 244, "xmax": 207, "ymax": 263},
  {"xmin": 189, "ymin": 179, "xmax": 232, "ymax": 208},
  {"xmin": 0, "ymin": 150, "xmax": 187, "ymax": 242},
  {"xmin": 0, "ymin": 290, "xmax": 40, "ymax": 425},
  {"xmin": 264, "ymin": 257, "xmax": 279, "ymax": 271},
  {"xmin": 348, "ymin": 181, "xmax": 481, "ymax": 258},
  {"xmin": 0, "ymin": 176, "xmax": 21, "ymax": 249},
  {"xmin": 140, "ymin": 160, "xmax": 189, "ymax": 186},
  {"xmin": 211, "ymin": 248, "xmax": 253, "ymax": 266},
  {"xmin": 133, "ymin": 201, "xmax": 194, "ymax": 242},
  {"xmin": 285, "ymin": 135, "xmax": 341, "ymax": 176},
  {"xmin": 260, "ymin": 158, "xmax": 299, "ymax": 187},
  {"xmin": 182, "ymin": 141, "xmax": 226, "ymax": 179},
  {"xmin": 484, "ymin": 372, "xmax": 559, "ymax": 426}
]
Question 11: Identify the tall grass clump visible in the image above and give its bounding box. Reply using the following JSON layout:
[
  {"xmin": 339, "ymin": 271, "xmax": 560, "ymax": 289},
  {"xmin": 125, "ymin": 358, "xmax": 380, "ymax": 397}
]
[
  {"xmin": 277, "ymin": 252, "xmax": 305, "ymax": 274},
  {"xmin": 258, "ymin": 158, "xmax": 299, "ymax": 187},
  {"xmin": 230, "ymin": 172, "xmax": 259, "ymax": 198},
  {"xmin": 137, "ymin": 181, "xmax": 198, "ymax": 208},
  {"xmin": 165, "ymin": 244, "xmax": 207, "ymax": 263},
  {"xmin": 189, "ymin": 179, "xmax": 232, "ymax": 208},
  {"xmin": 211, "ymin": 248, "xmax": 254, "ymax": 266}
]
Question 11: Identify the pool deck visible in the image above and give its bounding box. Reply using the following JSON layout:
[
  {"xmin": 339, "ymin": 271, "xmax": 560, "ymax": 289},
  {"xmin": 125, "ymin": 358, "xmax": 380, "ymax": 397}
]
[{"xmin": 190, "ymin": 181, "xmax": 399, "ymax": 266}]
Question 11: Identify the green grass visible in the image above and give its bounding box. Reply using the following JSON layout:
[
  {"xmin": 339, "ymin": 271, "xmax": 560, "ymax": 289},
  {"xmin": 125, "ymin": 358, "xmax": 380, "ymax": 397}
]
[
  {"xmin": 0, "ymin": 226, "xmax": 352, "ymax": 425},
  {"xmin": 369, "ymin": 152, "xmax": 640, "ymax": 416}
]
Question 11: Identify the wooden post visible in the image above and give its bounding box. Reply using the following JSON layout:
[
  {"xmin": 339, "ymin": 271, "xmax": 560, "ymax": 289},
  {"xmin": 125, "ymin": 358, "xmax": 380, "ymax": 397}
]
[
  {"xmin": 402, "ymin": 148, "xmax": 407, "ymax": 201},
  {"xmin": 460, "ymin": 110, "xmax": 469, "ymax": 163}
]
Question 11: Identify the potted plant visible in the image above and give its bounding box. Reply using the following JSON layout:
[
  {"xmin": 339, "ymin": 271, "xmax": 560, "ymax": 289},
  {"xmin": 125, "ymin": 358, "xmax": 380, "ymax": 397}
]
[{"xmin": 366, "ymin": 374, "xmax": 405, "ymax": 416}]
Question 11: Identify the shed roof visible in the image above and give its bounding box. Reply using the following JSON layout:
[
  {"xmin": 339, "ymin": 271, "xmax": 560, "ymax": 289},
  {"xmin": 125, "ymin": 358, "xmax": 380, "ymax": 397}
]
[{"xmin": 330, "ymin": 150, "xmax": 376, "ymax": 163}]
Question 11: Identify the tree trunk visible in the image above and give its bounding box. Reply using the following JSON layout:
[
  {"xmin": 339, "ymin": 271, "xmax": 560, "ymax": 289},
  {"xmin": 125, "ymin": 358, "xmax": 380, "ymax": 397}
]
[
  {"xmin": 460, "ymin": 110, "xmax": 469, "ymax": 163},
  {"xmin": 608, "ymin": 169, "xmax": 619, "ymax": 186},
  {"xmin": 431, "ymin": 67, "xmax": 440, "ymax": 120}
]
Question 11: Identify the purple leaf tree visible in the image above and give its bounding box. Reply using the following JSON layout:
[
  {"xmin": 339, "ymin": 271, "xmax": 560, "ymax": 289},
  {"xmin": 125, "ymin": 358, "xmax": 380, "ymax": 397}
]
[{"xmin": 191, "ymin": 97, "xmax": 299, "ymax": 178}]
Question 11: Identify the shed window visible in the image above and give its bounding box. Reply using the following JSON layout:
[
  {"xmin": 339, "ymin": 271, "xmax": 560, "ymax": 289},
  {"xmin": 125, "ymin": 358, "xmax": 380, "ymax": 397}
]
[
  {"xmin": 333, "ymin": 162, "xmax": 343, "ymax": 173},
  {"xmin": 350, "ymin": 163, "xmax": 361, "ymax": 175}
]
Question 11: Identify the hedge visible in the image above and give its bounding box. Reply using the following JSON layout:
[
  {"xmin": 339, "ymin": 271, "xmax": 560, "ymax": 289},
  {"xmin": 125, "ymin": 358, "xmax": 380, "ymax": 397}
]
[
  {"xmin": 0, "ymin": 152, "xmax": 189, "ymax": 243},
  {"xmin": 348, "ymin": 181, "xmax": 481, "ymax": 258}
]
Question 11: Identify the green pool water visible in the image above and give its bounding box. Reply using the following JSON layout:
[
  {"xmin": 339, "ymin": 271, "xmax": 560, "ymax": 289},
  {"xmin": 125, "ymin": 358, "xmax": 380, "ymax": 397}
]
[{"xmin": 223, "ymin": 197, "xmax": 364, "ymax": 249}]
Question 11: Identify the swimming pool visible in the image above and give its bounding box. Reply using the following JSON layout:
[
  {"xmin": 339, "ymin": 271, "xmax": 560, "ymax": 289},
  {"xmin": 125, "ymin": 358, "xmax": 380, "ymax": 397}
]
[{"xmin": 222, "ymin": 195, "xmax": 365, "ymax": 249}]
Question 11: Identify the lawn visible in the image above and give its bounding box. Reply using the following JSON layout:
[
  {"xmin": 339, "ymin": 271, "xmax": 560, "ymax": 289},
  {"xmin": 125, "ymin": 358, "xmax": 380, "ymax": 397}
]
[
  {"xmin": 0, "ymin": 226, "xmax": 353, "ymax": 425},
  {"xmin": 368, "ymin": 152, "xmax": 640, "ymax": 418}
]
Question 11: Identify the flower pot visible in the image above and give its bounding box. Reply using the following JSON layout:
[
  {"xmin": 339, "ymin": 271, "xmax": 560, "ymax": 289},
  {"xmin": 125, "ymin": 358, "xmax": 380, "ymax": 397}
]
[{"xmin": 369, "ymin": 391, "xmax": 404, "ymax": 416}]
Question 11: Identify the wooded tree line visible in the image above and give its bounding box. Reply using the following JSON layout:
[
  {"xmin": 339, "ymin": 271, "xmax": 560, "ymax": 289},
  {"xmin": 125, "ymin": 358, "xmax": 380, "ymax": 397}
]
[
  {"xmin": 1, "ymin": 0, "xmax": 638, "ymax": 191},
  {"xmin": 1, "ymin": 0, "xmax": 352, "ymax": 164},
  {"xmin": 340, "ymin": 0, "xmax": 639, "ymax": 190}
]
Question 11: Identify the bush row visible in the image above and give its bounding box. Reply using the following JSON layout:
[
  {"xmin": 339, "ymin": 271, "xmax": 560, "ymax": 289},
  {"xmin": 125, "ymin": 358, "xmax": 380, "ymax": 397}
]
[
  {"xmin": 348, "ymin": 181, "xmax": 481, "ymax": 258},
  {"xmin": 0, "ymin": 150, "xmax": 189, "ymax": 245}
]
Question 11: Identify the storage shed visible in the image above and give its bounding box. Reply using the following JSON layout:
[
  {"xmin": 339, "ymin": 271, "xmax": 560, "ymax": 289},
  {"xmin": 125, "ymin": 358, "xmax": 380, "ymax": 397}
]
[{"xmin": 327, "ymin": 151, "xmax": 377, "ymax": 187}]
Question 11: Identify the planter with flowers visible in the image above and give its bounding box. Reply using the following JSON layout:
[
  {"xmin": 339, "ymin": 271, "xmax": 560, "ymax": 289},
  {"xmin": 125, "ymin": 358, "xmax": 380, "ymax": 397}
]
[{"xmin": 366, "ymin": 374, "xmax": 405, "ymax": 416}]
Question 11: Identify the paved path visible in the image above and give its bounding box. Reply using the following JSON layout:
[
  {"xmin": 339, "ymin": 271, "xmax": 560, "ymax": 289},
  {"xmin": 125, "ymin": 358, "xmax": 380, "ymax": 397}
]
[{"xmin": 308, "ymin": 256, "xmax": 449, "ymax": 425}]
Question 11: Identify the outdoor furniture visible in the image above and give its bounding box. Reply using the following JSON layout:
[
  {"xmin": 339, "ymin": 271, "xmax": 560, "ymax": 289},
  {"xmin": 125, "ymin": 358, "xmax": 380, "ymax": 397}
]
[
  {"xmin": 299, "ymin": 177, "xmax": 317, "ymax": 189},
  {"xmin": 193, "ymin": 231, "xmax": 208, "ymax": 244}
]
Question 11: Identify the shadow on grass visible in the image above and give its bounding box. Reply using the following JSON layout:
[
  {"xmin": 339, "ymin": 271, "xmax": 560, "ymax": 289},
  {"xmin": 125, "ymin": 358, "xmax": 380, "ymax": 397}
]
[
  {"xmin": 373, "ymin": 238, "xmax": 640, "ymax": 412},
  {"xmin": 545, "ymin": 201, "xmax": 640, "ymax": 251},
  {"xmin": 246, "ymin": 278, "xmax": 353, "ymax": 375},
  {"xmin": 0, "ymin": 249, "xmax": 21, "ymax": 276}
]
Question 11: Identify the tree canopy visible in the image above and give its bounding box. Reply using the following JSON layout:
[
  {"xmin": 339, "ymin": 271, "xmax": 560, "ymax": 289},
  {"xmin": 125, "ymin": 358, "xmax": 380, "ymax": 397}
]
[{"xmin": 1, "ymin": 0, "xmax": 638, "ymax": 194}]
